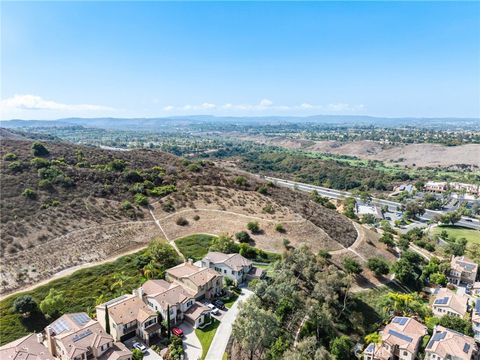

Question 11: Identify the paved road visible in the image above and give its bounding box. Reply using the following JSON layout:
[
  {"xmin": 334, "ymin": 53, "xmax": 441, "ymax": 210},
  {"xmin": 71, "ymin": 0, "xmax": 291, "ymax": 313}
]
[
  {"xmin": 205, "ymin": 288, "xmax": 254, "ymax": 360},
  {"xmin": 179, "ymin": 322, "xmax": 202, "ymax": 360},
  {"xmin": 265, "ymin": 177, "xmax": 480, "ymax": 231}
]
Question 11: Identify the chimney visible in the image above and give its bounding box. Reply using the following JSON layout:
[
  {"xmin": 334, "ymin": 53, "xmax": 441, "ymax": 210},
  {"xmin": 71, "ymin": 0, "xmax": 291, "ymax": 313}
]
[
  {"xmin": 188, "ymin": 258, "xmax": 193, "ymax": 265},
  {"xmin": 46, "ymin": 326, "xmax": 56, "ymax": 356},
  {"xmin": 36, "ymin": 333, "xmax": 44, "ymax": 344},
  {"xmin": 138, "ymin": 286, "xmax": 143, "ymax": 298}
]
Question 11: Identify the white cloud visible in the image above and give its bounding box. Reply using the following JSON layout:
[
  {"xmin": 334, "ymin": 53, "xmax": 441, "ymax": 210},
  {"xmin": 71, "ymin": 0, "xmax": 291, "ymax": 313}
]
[
  {"xmin": 0, "ymin": 94, "xmax": 114, "ymax": 112},
  {"xmin": 161, "ymin": 100, "xmax": 366, "ymax": 114}
]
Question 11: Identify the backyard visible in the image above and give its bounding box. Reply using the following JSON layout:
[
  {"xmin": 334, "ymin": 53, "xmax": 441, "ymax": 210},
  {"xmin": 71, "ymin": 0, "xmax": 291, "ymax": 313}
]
[
  {"xmin": 175, "ymin": 234, "xmax": 217, "ymax": 261},
  {"xmin": 432, "ymin": 225, "xmax": 480, "ymax": 261}
]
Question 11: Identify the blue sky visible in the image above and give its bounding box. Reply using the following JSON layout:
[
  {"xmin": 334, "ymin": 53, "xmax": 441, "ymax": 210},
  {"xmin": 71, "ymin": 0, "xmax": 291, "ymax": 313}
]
[{"xmin": 1, "ymin": 1, "xmax": 479, "ymax": 119}]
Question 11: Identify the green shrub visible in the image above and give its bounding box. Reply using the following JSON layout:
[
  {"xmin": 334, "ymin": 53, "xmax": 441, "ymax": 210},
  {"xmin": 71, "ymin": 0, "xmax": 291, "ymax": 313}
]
[
  {"xmin": 275, "ymin": 223, "xmax": 285, "ymax": 233},
  {"xmin": 22, "ymin": 188, "xmax": 37, "ymax": 200},
  {"xmin": 134, "ymin": 193, "xmax": 148, "ymax": 206},
  {"xmin": 8, "ymin": 161, "xmax": 23, "ymax": 172},
  {"xmin": 246, "ymin": 221, "xmax": 260, "ymax": 234},
  {"xmin": 193, "ymin": 215, "xmax": 200, "ymax": 221},
  {"xmin": 235, "ymin": 231, "xmax": 251, "ymax": 243},
  {"xmin": 13, "ymin": 296, "xmax": 38, "ymax": 316},
  {"xmin": 107, "ymin": 159, "xmax": 127, "ymax": 172},
  {"xmin": 176, "ymin": 217, "xmax": 188, "ymax": 226},
  {"xmin": 262, "ymin": 204, "xmax": 274, "ymax": 214},
  {"xmin": 187, "ymin": 163, "xmax": 201, "ymax": 172},
  {"xmin": 30, "ymin": 157, "xmax": 50, "ymax": 169},
  {"xmin": 121, "ymin": 200, "xmax": 133, "ymax": 210},
  {"xmin": 342, "ymin": 257, "xmax": 362, "ymax": 274},
  {"xmin": 3, "ymin": 153, "xmax": 17, "ymax": 161},
  {"xmin": 257, "ymin": 185, "xmax": 268, "ymax": 195},
  {"xmin": 367, "ymin": 257, "xmax": 390, "ymax": 277},
  {"xmin": 234, "ymin": 176, "xmax": 247, "ymax": 187},
  {"xmin": 148, "ymin": 185, "xmax": 176, "ymax": 197},
  {"xmin": 32, "ymin": 142, "xmax": 50, "ymax": 157}
]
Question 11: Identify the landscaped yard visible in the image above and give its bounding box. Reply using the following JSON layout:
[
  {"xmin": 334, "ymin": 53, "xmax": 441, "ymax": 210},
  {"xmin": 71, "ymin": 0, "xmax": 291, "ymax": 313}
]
[
  {"xmin": 195, "ymin": 319, "xmax": 220, "ymax": 360},
  {"xmin": 432, "ymin": 225, "xmax": 480, "ymax": 243},
  {"xmin": 175, "ymin": 234, "xmax": 217, "ymax": 261}
]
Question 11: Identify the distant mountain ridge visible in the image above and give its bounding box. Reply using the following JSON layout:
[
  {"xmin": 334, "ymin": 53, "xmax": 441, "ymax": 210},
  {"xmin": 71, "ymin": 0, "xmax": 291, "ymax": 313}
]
[{"xmin": 1, "ymin": 115, "xmax": 479, "ymax": 130}]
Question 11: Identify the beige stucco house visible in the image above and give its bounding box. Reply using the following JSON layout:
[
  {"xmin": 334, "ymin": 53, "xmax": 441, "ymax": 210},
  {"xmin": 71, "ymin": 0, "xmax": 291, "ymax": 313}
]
[
  {"xmin": 448, "ymin": 256, "xmax": 478, "ymax": 286},
  {"xmin": 166, "ymin": 261, "xmax": 223, "ymax": 300},
  {"xmin": 425, "ymin": 325, "xmax": 479, "ymax": 360},
  {"xmin": 431, "ymin": 287, "xmax": 469, "ymax": 318},
  {"xmin": 363, "ymin": 317, "xmax": 427, "ymax": 360}
]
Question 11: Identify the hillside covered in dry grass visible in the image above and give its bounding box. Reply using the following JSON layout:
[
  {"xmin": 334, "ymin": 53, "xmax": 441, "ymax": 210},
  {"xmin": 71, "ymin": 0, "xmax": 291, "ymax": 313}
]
[{"xmin": 0, "ymin": 131, "xmax": 357, "ymax": 293}]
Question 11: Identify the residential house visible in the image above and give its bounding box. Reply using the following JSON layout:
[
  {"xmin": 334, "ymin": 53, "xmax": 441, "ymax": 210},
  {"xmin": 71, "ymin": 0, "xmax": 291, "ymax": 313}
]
[
  {"xmin": 424, "ymin": 182, "xmax": 448, "ymax": 193},
  {"xmin": 96, "ymin": 294, "xmax": 160, "ymax": 345},
  {"xmin": 425, "ymin": 326, "xmax": 479, "ymax": 360},
  {"xmin": 140, "ymin": 279, "xmax": 211, "ymax": 329},
  {"xmin": 450, "ymin": 182, "xmax": 480, "ymax": 196},
  {"xmin": 431, "ymin": 287, "xmax": 469, "ymax": 318},
  {"xmin": 363, "ymin": 317, "xmax": 427, "ymax": 360},
  {"xmin": 201, "ymin": 252, "xmax": 263, "ymax": 283},
  {"xmin": 448, "ymin": 256, "xmax": 478, "ymax": 286},
  {"xmin": 0, "ymin": 334, "xmax": 54, "ymax": 360},
  {"xmin": 166, "ymin": 261, "xmax": 223, "ymax": 300},
  {"xmin": 473, "ymin": 299, "xmax": 480, "ymax": 343},
  {"xmin": 44, "ymin": 313, "xmax": 131, "ymax": 360}
]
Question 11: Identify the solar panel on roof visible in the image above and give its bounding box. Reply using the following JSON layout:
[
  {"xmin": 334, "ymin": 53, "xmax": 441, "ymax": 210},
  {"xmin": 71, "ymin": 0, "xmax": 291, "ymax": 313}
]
[
  {"xmin": 72, "ymin": 313, "xmax": 90, "ymax": 326},
  {"xmin": 432, "ymin": 332, "xmax": 446, "ymax": 342},
  {"xmin": 475, "ymin": 299, "xmax": 480, "ymax": 313},
  {"xmin": 427, "ymin": 340, "xmax": 434, "ymax": 349},
  {"xmin": 388, "ymin": 329, "xmax": 413, "ymax": 343},
  {"xmin": 51, "ymin": 318, "xmax": 70, "ymax": 334},
  {"xmin": 365, "ymin": 343, "xmax": 375, "ymax": 352},
  {"xmin": 463, "ymin": 343, "xmax": 470, "ymax": 353},
  {"xmin": 434, "ymin": 297, "xmax": 449, "ymax": 305},
  {"xmin": 73, "ymin": 329, "xmax": 92, "ymax": 342},
  {"xmin": 392, "ymin": 317, "xmax": 408, "ymax": 325},
  {"xmin": 104, "ymin": 295, "xmax": 128, "ymax": 307}
]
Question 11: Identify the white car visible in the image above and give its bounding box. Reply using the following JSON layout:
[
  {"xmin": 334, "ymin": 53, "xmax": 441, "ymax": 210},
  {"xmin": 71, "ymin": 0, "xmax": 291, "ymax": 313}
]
[
  {"xmin": 133, "ymin": 342, "xmax": 148, "ymax": 353},
  {"xmin": 207, "ymin": 304, "xmax": 220, "ymax": 315}
]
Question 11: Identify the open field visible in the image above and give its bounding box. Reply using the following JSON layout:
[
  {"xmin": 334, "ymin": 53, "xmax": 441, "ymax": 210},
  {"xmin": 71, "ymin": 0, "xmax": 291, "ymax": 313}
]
[{"xmin": 432, "ymin": 225, "xmax": 480, "ymax": 243}]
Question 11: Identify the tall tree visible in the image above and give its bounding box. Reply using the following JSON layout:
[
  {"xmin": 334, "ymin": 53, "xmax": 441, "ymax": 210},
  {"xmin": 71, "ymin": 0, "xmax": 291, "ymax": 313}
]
[{"xmin": 105, "ymin": 305, "xmax": 110, "ymax": 334}]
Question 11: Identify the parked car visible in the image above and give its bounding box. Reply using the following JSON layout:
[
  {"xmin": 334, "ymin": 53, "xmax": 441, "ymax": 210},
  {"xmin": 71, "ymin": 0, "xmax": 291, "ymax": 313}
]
[
  {"xmin": 172, "ymin": 327, "xmax": 184, "ymax": 337},
  {"xmin": 207, "ymin": 304, "xmax": 220, "ymax": 315},
  {"xmin": 132, "ymin": 342, "xmax": 148, "ymax": 353},
  {"xmin": 213, "ymin": 300, "xmax": 226, "ymax": 310}
]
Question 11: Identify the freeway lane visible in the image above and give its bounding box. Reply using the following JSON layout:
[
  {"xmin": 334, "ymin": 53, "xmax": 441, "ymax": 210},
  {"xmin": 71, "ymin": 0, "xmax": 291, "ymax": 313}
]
[{"xmin": 265, "ymin": 176, "xmax": 480, "ymax": 231}]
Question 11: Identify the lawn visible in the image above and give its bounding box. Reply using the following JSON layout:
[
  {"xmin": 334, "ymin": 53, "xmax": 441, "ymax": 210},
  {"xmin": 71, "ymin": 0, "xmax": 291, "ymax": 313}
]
[
  {"xmin": 432, "ymin": 225, "xmax": 480, "ymax": 243},
  {"xmin": 0, "ymin": 249, "xmax": 150, "ymax": 346},
  {"xmin": 195, "ymin": 319, "xmax": 220, "ymax": 359},
  {"xmin": 175, "ymin": 234, "xmax": 217, "ymax": 261},
  {"xmin": 222, "ymin": 293, "xmax": 239, "ymax": 309}
]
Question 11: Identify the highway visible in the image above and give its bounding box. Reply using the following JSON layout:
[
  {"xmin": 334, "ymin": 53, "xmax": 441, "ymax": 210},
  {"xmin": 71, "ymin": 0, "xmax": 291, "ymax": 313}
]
[{"xmin": 265, "ymin": 176, "xmax": 480, "ymax": 231}]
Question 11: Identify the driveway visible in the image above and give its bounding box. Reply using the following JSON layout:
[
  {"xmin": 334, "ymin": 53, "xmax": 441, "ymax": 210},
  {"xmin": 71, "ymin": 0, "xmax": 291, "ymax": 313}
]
[
  {"xmin": 205, "ymin": 288, "xmax": 254, "ymax": 360},
  {"xmin": 179, "ymin": 322, "xmax": 202, "ymax": 360},
  {"xmin": 123, "ymin": 337, "xmax": 163, "ymax": 360}
]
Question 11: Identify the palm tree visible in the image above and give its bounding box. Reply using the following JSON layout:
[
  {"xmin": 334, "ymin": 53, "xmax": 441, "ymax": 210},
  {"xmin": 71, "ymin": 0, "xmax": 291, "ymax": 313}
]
[
  {"xmin": 365, "ymin": 332, "xmax": 382, "ymax": 344},
  {"xmin": 110, "ymin": 272, "xmax": 130, "ymax": 291}
]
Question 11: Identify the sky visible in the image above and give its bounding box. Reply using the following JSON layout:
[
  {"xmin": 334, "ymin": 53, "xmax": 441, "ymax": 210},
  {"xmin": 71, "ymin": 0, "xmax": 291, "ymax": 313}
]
[{"xmin": 1, "ymin": 1, "xmax": 479, "ymax": 120}]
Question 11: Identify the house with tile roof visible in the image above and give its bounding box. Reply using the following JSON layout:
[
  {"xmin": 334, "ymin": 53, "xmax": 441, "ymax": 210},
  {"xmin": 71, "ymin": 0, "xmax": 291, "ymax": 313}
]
[
  {"xmin": 431, "ymin": 287, "xmax": 469, "ymax": 318},
  {"xmin": 425, "ymin": 325, "xmax": 479, "ymax": 360},
  {"xmin": 201, "ymin": 252, "xmax": 262, "ymax": 283},
  {"xmin": 166, "ymin": 260, "xmax": 223, "ymax": 300},
  {"xmin": 448, "ymin": 256, "xmax": 478, "ymax": 286},
  {"xmin": 363, "ymin": 317, "xmax": 428, "ymax": 360},
  {"xmin": 95, "ymin": 294, "xmax": 160, "ymax": 345},
  {"xmin": 473, "ymin": 299, "xmax": 480, "ymax": 342},
  {"xmin": 0, "ymin": 334, "xmax": 54, "ymax": 360},
  {"xmin": 44, "ymin": 313, "xmax": 132, "ymax": 360},
  {"xmin": 140, "ymin": 279, "xmax": 211, "ymax": 329}
]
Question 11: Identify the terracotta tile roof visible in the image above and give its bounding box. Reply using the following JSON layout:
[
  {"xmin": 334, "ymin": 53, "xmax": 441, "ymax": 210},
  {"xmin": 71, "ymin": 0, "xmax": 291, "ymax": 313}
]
[
  {"xmin": 102, "ymin": 295, "xmax": 156, "ymax": 325},
  {"xmin": 381, "ymin": 317, "xmax": 428, "ymax": 354},
  {"xmin": 183, "ymin": 302, "xmax": 210, "ymax": 322},
  {"xmin": 204, "ymin": 252, "xmax": 252, "ymax": 271},
  {"xmin": 426, "ymin": 325, "xmax": 478, "ymax": 360},
  {"xmin": 98, "ymin": 342, "xmax": 131, "ymax": 360},
  {"xmin": 0, "ymin": 334, "xmax": 53, "ymax": 360},
  {"xmin": 167, "ymin": 263, "xmax": 220, "ymax": 287},
  {"xmin": 432, "ymin": 288, "xmax": 468, "ymax": 316},
  {"xmin": 144, "ymin": 281, "xmax": 195, "ymax": 308},
  {"xmin": 450, "ymin": 256, "xmax": 478, "ymax": 274}
]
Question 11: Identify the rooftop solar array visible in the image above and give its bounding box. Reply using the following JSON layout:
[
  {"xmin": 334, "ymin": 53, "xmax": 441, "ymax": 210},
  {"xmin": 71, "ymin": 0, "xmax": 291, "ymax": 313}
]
[
  {"xmin": 432, "ymin": 332, "xmax": 446, "ymax": 342},
  {"xmin": 104, "ymin": 295, "xmax": 128, "ymax": 307},
  {"xmin": 463, "ymin": 343, "xmax": 470, "ymax": 354},
  {"xmin": 475, "ymin": 299, "xmax": 480, "ymax": 313},
  {"xmin": 392, "ymin": 317, "xmax": 408, "ymax": 325},
  {"xmin": 51, "ymin": 318, "xmax": 70, "ymax": 335},
  {"xmin": 434, "ymin": 297, "xmax": 449, "ymax": 305},
  {"xmin": 73, "ymin": 329, "xmax": 93, "ymax": 343},
  {"xmin": 72, "ymin": 313, "xmax": 90, "ymax": 326},
  {"xmin": 458, "ymin": 261, "xmax": 476, "ymax": 271},
  {"xmin": 365, "ymin": 343, "xmax": 375, "ymax": 352},
  {"xmin": 388, "ymin": 329, "xmax": 413, "ymax": 343}
]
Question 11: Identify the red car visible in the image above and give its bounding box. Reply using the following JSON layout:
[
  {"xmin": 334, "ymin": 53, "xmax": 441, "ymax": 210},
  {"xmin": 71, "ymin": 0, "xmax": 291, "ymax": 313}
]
[{"xmin": 171, "ymin": 327, "xmax": 184, "ymax": 337}]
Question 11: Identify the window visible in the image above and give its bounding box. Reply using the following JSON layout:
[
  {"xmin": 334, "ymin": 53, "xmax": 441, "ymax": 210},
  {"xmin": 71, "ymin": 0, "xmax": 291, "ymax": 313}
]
[
  {"xmin": 403, "ymin": 351, "xmax": 408, "ymax": 356},
  {"xmin": 224, "ymin": 270, "xmax": 227, "ymax": 274}
]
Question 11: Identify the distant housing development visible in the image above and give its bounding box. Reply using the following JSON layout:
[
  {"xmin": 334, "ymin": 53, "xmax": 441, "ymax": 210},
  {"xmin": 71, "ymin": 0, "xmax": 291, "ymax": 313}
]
[{"xmin": 424, "ymin": 181, "xmax": 480, "ymax": 196}]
